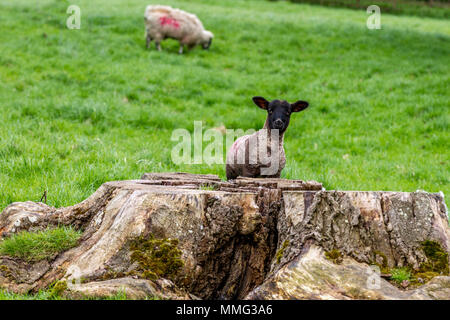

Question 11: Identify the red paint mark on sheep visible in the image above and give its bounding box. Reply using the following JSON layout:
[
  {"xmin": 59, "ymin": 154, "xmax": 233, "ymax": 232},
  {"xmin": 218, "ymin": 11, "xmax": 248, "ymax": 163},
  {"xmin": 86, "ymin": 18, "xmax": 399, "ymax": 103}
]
[{"xmin": 159, "ymin": 17, "xmax": 180, "ymax": 28}]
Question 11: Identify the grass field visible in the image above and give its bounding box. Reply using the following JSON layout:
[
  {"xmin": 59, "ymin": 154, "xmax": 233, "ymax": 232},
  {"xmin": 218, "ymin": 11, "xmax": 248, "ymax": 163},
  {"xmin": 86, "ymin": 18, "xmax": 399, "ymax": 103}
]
[
  {"xmin": 286, "ymin": 0, "xmax": 450, "ymax": 19},
  {"xmin": 0, "ymin": 0, "xmax": 449, "ymax": 213}
]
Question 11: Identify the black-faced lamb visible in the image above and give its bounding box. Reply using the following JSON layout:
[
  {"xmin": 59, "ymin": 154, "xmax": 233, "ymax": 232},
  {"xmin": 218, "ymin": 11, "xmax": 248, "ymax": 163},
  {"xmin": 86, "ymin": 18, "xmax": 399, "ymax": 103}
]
[
  {"xmin": 144, "ymin": 5, "xmax": 213, "ymax": 54},
  {"xmin": 226, "ymin": 96, "xmax": 309, "ymax": 180}
]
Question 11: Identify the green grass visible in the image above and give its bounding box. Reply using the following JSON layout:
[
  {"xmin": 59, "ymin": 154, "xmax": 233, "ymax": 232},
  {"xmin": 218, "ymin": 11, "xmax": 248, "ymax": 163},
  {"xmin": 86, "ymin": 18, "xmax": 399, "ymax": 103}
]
[
  {"xmin": 0, "ymin": 289, "xmax": 66, "ymax": 300},
  {"xmin": 284, "ymin": 0, "xmax": 450, "ymax": 19},
  {"xmin": 0, "ymin": 289, "xmax": 145, "ymax": 300},
  {"xmin": 0, "ymin": 227, "xmax": 82, "ymax": 261},
  {"xmin": 390, "ymin": 267, "xmax": 412, "ymax": 283},
  {"xmin": 0, "ymin": 0, "xmax": 449, "ymax": 213}
]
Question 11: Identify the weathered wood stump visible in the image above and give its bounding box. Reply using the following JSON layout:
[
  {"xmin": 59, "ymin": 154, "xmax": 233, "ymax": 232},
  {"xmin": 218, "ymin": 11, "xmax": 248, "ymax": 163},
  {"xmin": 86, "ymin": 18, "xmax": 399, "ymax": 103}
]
[{"xmin": 0, "ymin": 173, "xmax": 448, "ymax": 299}]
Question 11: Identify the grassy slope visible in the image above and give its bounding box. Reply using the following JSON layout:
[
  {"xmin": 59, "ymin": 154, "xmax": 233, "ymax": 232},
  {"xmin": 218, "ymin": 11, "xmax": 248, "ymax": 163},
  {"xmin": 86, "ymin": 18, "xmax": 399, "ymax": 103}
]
[{"xmin": 0, "ymin": 0, "xmax": 449, "ymax": 211}]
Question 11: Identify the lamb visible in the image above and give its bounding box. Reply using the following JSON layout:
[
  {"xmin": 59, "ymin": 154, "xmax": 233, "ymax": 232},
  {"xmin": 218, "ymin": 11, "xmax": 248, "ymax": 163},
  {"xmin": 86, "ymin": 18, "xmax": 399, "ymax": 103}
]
[
  {"xmin": 226, "ymin": 96, "xmax": 309, "ymax": 180},
  {"xmin": 144, "ymin": 5, "xmax": 213, "ymax": 54}
]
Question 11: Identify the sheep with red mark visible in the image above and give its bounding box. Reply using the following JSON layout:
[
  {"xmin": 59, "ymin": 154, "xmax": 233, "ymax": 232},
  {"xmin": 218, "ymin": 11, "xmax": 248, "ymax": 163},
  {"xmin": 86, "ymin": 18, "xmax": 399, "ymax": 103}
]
[
  {"xmin": 226, "ymin": 97, "xmax": 309, "ymax": 180},
  {"xmin": 144, "ymin": 5, "xmax": 213, "ymax": 54}
]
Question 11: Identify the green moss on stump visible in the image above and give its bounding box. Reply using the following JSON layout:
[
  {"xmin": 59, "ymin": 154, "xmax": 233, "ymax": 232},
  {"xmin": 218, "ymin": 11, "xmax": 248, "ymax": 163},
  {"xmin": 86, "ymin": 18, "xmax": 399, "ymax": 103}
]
[
  {"xmin": 387, "ymin": 240, "xmax": 449, "ymax": 289},
  {"xmin": 325, "ymin": 249, "xmax": 343, "ymax": 265},
  {"xmin": 0, "ymin": 265, "xmax": 13, "ymax": 280},
  {"xmin": 370, "ymin": 251, "xmax": 391, "ymax": 275},
  {"xmin": 50, "ymin": 280, "xmax": 67, "ymax": 297},
  {"xmin": 130, "ymin": 235, "xmax": 184, "ymax": 281},
  {"xmin": 276, "ymin": 240, "xmax": 290, "ymax": 264},
  {"xmin": 419, "ymin": 240, "xmax": 449, "ymax": 275},
  {"xmin": 414, "ymin": 271, "xmax": 440, "ymax": 283},
  {"xmin": 375, "ymin": 251, "xmax": 388, "ymax": 266}
]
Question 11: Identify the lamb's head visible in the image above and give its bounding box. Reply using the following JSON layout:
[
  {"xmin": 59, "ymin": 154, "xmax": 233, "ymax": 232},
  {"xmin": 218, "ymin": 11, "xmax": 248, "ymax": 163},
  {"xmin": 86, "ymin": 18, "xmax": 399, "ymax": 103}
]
[
  {"xmin": 201, "ymin": 30, "xmax": 213, "ymax": 49},
  {"xmin": 252, "ymin": 96, "xmax": 309, "ymax": 133}
]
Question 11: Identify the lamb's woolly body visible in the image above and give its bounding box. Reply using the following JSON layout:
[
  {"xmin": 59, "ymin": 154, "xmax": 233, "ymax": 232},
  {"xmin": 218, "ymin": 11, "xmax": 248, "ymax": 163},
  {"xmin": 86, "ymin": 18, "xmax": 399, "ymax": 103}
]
[
  {"xmin": 226, "ymin": 119, "xmax": 286, "ymax": 180},
  {"xmin": 144, "ymin": 5, "xmax": 213, "ymax": 50}
]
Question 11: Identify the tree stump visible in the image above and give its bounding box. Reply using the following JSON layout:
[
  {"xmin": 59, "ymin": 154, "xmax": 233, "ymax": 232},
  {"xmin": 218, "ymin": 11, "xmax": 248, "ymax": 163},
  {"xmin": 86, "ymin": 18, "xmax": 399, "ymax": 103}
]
[{"xmin": 0, "ymin": 173, "xmax": 448, "ymax": 299}]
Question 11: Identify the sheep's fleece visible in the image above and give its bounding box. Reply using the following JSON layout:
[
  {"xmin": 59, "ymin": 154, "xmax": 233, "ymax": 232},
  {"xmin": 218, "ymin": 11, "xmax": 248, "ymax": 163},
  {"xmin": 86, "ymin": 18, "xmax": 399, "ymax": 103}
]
[
  {"xmin": 144, "ymin": 5, "xmax": 213, "ymax": 51},
  {"xmin": 226, "ymin": 125, "xmax": 286, "ymax": 180}
]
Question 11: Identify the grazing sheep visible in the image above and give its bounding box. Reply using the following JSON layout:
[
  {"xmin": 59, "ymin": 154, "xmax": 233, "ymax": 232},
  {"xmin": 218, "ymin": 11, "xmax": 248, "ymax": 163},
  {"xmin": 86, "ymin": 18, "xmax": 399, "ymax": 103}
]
[
  {"xmin": 144, "ymin": 5, "xmax": 213, "ymax": 54},
  {"xmin": 226, "ymin": 96, "xmax": 309, "ymax": 180}
]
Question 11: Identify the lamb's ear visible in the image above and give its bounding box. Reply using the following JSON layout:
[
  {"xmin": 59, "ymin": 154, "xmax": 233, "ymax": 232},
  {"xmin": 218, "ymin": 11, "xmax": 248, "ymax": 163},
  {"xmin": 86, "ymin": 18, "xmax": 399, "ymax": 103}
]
[
  {"xmin": 291, "ymin": 100, "xmax": 309, "ymax": 112},
  {"xmin": 252, "ymin": 96, "xmax": 269, "ymax": 110}
]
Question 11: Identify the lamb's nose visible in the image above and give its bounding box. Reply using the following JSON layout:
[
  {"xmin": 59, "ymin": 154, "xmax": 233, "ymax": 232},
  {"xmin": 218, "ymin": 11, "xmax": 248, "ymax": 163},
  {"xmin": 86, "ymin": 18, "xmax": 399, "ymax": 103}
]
[{"xmin": 274, "ymin": 119, "xmax": 283, "ymax": 129}]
